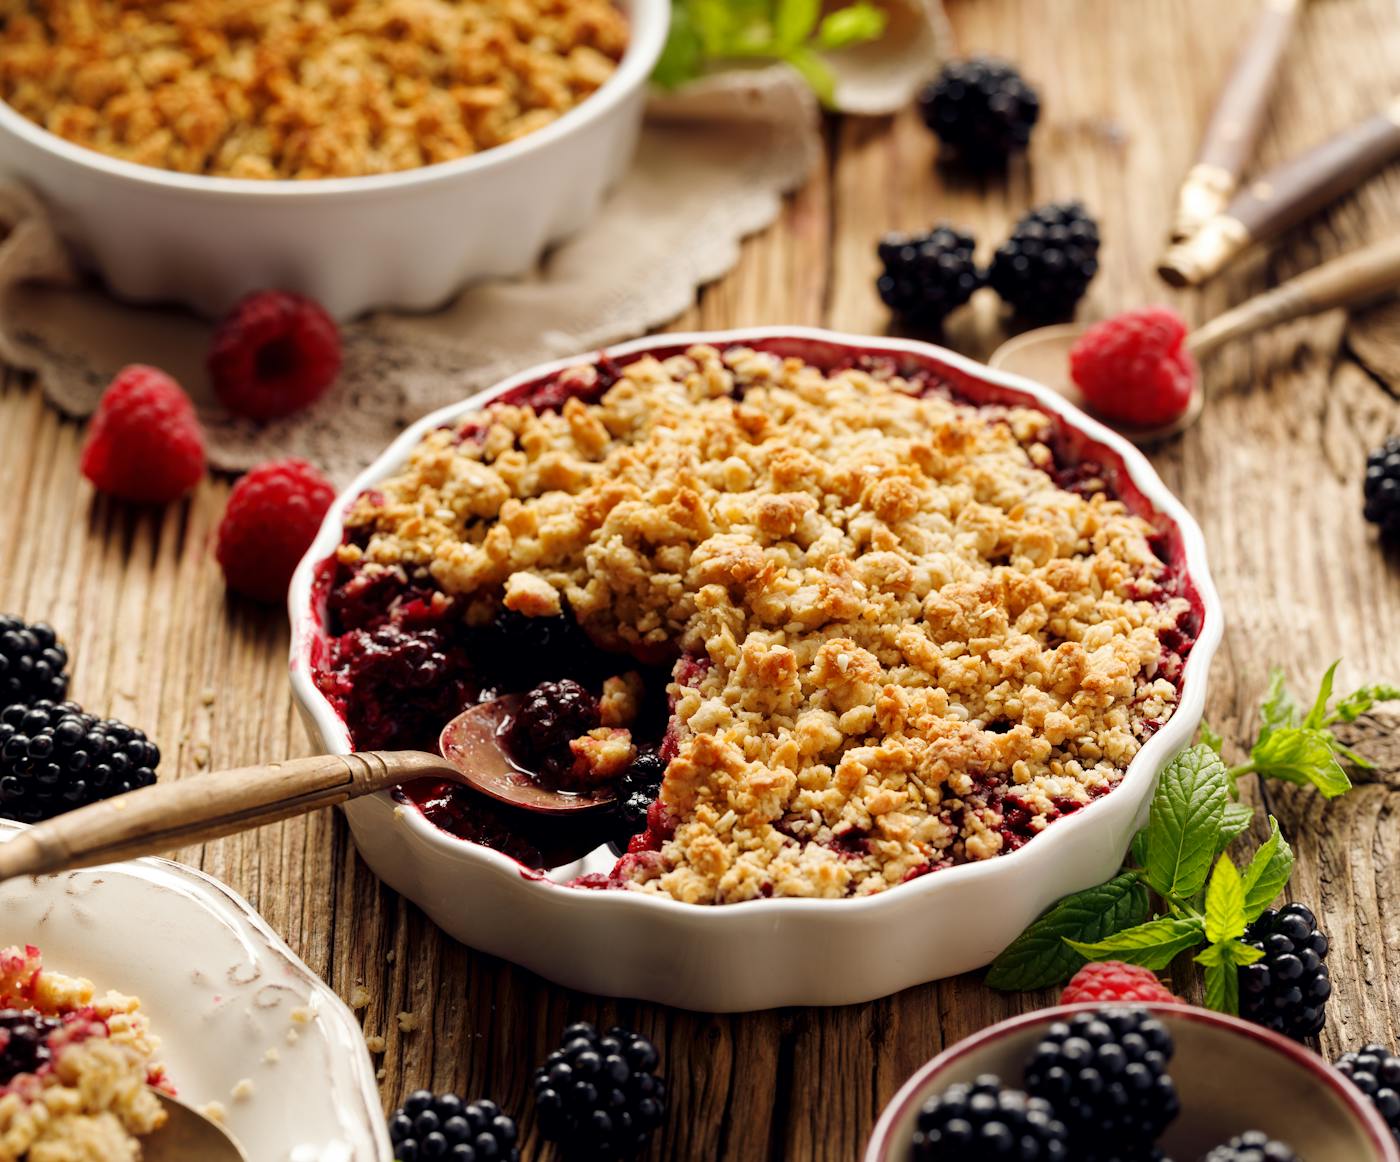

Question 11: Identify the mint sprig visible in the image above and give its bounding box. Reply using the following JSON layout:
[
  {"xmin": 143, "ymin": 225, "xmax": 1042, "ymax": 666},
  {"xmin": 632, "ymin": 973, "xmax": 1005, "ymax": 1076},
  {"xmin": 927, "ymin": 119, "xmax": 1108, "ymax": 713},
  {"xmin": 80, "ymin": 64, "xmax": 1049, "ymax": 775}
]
[
  {"xmin": 988, "ymin": 662, "xmax": 1397, "ymax": 1012},
  {"xmin": 653, "ymin": 0, "xmax": 888, "ymax": 104}
]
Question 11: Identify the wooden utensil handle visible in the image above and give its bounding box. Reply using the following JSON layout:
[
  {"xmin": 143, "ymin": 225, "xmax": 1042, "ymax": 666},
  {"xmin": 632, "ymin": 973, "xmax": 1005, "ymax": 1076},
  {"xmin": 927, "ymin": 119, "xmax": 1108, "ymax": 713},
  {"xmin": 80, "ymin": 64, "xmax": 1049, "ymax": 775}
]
[
  {"xmin": 1197, "ymin": 0, "xmax": 1303, "ymax": 174},
  {"xmin": 1170, "ymin": 0, "xmax": 1304, "ymax": 240},
  {"xmin": 0, "ymin": 750, "xmax": 452, "ymax": 881},
  {"xmin": 1160, "ymin": 99, "xmax": 1400, "ymax": 285},
  {"xmin": 1187, "ymin": 232, "xmax": 1400, "ymax": 359},
  {"xmin": 1228, "ymin": 102, "xmax": 1400, "ymax": 240}
]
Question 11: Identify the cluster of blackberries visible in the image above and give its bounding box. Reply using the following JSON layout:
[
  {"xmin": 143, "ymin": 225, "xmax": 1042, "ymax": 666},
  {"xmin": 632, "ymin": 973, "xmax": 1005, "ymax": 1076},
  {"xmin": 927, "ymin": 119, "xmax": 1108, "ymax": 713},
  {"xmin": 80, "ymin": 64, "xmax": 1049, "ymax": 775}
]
[
  {"xmin": 1364, "ymin": 437, "xmax": 1400, "ymax": 541},
  {"xmin": 877, "ymin": 202, "xmax": 1100, "ymax": 330},
  {"xmin": 1238, "ymin": 903, "xmax": 1331, "ymax": 1041},
  {"xmin": 613, "ymin": 750, "xmax": 665, "ymax": 839},
  {"xmin": 388, "ymin": 1023, "xmax": 666, "ymax": 1161},
  {"xmin": 1335, "ymin": 1044, "xmax": 1400, "ymax": 1145},
  {"xmin": 912, "ymin": 1007, "xmax": 1296, "ymax": 1162},
  {"xmin": 0, "ymin": 617, "xmax": 161, "ymax": 824},
  {"xmin": 918, "ymin": 57, "xmax": 1040, "ymax": 167}
]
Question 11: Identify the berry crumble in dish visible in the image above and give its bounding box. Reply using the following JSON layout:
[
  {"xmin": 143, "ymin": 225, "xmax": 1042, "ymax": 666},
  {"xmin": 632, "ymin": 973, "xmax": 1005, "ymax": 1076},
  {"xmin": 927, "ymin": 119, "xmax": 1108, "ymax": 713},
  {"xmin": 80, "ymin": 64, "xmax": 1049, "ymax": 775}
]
[
  {"xmin": 311, "ymin": 340, "xmax": 1200, "ymax": 906},
  {"xmin": 0, "ymin": 0, "xmax": 629, "ymax": 180},
  {"xmin": 0, "ymin": 945, "xmax": 167, "ymax": 1162}
]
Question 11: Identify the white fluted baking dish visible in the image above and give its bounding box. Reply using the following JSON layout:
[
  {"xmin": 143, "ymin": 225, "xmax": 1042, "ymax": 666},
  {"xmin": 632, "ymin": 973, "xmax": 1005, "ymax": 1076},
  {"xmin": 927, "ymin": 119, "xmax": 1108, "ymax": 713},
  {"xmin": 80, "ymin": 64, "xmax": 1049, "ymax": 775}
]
[
  {"xmin": 288, "ymin": 327, "xmax": 1223, "ymax": 1012},
  {"xmin": 0, "ymin": 0, "xmax": 668, "ymax": 321}
]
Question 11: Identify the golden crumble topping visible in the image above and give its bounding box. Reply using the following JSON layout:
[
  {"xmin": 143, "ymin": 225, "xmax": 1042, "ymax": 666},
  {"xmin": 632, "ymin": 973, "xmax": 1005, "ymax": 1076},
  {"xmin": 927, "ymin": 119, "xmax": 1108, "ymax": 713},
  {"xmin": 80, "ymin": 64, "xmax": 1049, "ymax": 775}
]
[
  {"xmin": 0, "ymin": 0, "xmax": 629, "ymax": 179},
  {"xmin": 339, "ymin": 345, "xmax": 1187, "ymax": 904},
  {"xmin": 0, "ymin": 946, "xmax": 166, "ymax": 1162}
]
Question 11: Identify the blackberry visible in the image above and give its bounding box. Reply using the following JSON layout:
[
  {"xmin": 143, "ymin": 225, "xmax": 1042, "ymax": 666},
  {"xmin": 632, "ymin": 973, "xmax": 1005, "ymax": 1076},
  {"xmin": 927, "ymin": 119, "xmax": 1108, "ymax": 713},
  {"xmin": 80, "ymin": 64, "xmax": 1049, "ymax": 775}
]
[
  {"xmin": 0, "ymin": 1009, "xmax": 61, "ymax": 1084},
  {"xmin": 917, "ymin": 56, "xmax": 1040, "ymax": 165},
  {"xmin": 1201, "ymin": 1131, "xmax": 1298, "ymax": 1162},
  {"xmin": 988, "ymin": 201, "xmax": 1101, "ymax": 321},
  {"xmin": 1334, "ymin": 1044, "xmax": 1400, "ymax": 1142},
  {"xmin": 1364, "ymin": 437, "xmax": 1400, "ymax": 540},
  {"xmin": 387, "ymin": 1091, "xmax": 519, "ymax": 1162},
  {"xmin": 614, "ymin": 751, "xmax": 666, "ymax": 838},
  {"xmin": 0, "ymin": 617, "xmax": 69, "ymax": 710},
  {"xmin": 506, "ymin": 680, "xmax": 600, "ymax": 781},
  {"xmin": 876, "ymin": 227, "xmax": 982, "ymax": 329},
  {"xmin": 485, "ymin": 608, "xmax": 592, "ymax": 692},
  {"xmin": 1022, "ymin": 1007, "xmax": 1179, "ymax": 1160},
  {"xmin": 1238, "ymin": 903, "xmax": 1331, "ymax": 1040},
  {"xmin": 532, "ymin": 1022, "xmax": 666, "ymax": 1159},
  {"xmin": 0, "ymin": 700, "xmax": 160, "ymax": 824},
  {"xmin": 910, "ymin": 1074, "xmax": 1067, "ymax": 1161}
]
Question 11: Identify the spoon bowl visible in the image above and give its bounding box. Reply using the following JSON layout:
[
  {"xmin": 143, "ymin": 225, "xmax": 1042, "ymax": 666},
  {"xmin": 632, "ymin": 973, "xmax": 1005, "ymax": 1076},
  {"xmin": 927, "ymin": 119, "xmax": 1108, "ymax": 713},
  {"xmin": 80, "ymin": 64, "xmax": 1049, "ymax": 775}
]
[
  {"xmin": 144, "ymin": 1090, "xmax": 248, "ymax": 1162},
  {"xmin": 439, "ymin": 695, "xmax": 618, "ymax": 815},
  {"xmin": 988, "ymin": 323, "xmax": 1204, "ymax": 445}
]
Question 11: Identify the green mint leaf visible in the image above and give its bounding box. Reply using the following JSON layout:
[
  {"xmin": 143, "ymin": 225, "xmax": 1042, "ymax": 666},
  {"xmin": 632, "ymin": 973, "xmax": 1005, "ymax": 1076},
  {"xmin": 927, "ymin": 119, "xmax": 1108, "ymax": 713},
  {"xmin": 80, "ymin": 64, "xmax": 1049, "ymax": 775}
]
[
  {"xmin": 1067, "ymin": 915, "xmax": 1206, "ymax": 971},
  {"xmin": 690, "ymin": 0, "xmax": 742, "ymax": 53},
  {"xmin": 1251, "ymin": 727, "xmax": 1352, "ymax": 798},
  {"xmin": 783, "ymin": 46, "xmax": 836, "ymax": 105},
  {"xmin": 1203, "ymin": 855, "xmax": 1246, "ymax": 944},
  {"xmin": 773, "ymin": 0, "xmax": 821, "ymax": 48},
  {"xmin": 1218, "ymin": 802, "xmax": 1255, "ymax": 850},
  {"xmin": 816, "ymin": 3, "xmax": 888, "ymax": 48},
  {"xmin": 1241, "ymin": 817, "xmax": 1294, "ymax": 921},
  {"xmin": 1302, "ymin": 660, "xmax": 1341, "ymax": 730},
  {"xmin": 1330, "ymin": 682, "xmax": 1400, "ymax": 724},
  {"xmin": 1201, "ymin": 956, "xmax": 1240, "ymax": 1015},
  {"xmin": 1144, "ymin": 745, "xmax": 1230, "ymax": 901},
  {"xmin": 986, "ymin": 872, "xmax": 1149, "ymax": 990},
  {"xmin": 1333, "ymin": 741, "xmax": 1376, "ymax": 770},
  {"xmin": 1257, "ymin": 667, "xmax": 1298, "ymax": 744},
  {"xmin": 1200, "ymin": 720, "xmax": 1224, "ymax": 754},
  {"xmin": 653, "ymin": 6, "xmax": 706, "ymax": 88},
  {"xmin": 1196, "ymin": 938, "xmax": 1264, "ymax": 968}
]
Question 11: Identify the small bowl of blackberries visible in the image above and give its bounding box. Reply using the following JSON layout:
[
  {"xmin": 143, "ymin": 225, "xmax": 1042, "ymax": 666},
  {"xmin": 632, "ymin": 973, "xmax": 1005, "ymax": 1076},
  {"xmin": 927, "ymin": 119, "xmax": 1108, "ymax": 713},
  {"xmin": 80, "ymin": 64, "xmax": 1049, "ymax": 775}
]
[{"xmin": 865, "ymin": 1004, "xmax": 1400, "ymax": 1162}]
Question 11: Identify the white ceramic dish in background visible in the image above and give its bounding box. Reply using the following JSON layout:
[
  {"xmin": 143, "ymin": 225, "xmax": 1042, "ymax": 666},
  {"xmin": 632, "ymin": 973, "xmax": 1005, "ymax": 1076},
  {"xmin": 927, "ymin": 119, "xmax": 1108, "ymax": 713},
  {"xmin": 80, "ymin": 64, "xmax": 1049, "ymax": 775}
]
[
  {"xmin": 865, "ymin": 1003, "xmax": 1400, "ymax": 1162},
  {"xmin": 287, "ymin": 326, "xmax": 1224, "ymax": 1013},
  {"xmin": 0, "ymin": 0, "xmax": 668, "ymax": 321},
  {"xmin": 0, "ymin": 819, "xmax": 389, "ymax": 1162}
]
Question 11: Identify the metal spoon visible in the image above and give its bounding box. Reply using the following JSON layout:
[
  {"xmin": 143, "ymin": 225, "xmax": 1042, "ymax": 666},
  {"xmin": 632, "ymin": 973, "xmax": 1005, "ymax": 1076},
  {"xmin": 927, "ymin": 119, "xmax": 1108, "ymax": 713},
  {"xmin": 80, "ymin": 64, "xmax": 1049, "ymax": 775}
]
[
  {"xmin": 0, "ymin": 696, "xmax": 615, "ymax": 883},
  {"xmin": 145, "ymin": 1090, "xmax": 248, "ymax": 1162},
  {"xmin": 988, "ymin": 232, "xmax": 1400, "ymax": 444}
]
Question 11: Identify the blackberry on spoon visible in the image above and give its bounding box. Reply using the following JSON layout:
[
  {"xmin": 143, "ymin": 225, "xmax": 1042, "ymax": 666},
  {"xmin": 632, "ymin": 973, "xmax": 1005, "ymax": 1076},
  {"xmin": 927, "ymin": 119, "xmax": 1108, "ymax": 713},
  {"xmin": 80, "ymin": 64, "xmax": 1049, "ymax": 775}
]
[{"xmin": 1201, "ymin": 1131, "xmax": 1299, "ymax": 1162}]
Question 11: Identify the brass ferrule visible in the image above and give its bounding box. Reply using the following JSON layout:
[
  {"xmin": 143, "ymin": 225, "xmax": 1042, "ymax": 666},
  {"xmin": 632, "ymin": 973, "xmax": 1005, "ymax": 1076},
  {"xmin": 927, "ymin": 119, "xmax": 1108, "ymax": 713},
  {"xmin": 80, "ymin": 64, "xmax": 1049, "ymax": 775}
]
[
  {"xmin": 1168, "ymin": 163, "xmax": 1238, "ymax": 243},
  {"xmin": 1156, "ymin": 215, "xmax": 1252, "ymax": 287}
]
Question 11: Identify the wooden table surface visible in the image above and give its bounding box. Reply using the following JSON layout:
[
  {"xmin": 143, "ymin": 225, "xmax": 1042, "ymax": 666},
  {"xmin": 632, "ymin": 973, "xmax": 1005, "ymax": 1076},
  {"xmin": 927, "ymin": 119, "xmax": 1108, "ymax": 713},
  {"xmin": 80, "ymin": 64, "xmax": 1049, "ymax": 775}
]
[{"xmin": 3, "ymin": 1, "xmax": 1400, "ymax": 1158}]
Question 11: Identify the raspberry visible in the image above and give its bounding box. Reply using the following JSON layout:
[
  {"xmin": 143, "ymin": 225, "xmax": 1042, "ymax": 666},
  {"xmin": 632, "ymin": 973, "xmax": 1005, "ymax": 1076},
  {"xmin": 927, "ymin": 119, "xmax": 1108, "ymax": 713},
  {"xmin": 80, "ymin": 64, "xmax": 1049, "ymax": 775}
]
[
  {"xmin": 1069, "ymin": 307, "xmax": 1198, "ymax": 428},
  {"xmin": 216, "ymin": 459, "xmax": 336, "ymax": 604},
  {"xmin": 208, "ymin": 290, "xmax": 342, "ymax": 421},
  {"xmin": 1060, "ymin": 962, "xmax": 1179, "ymax": 1006},
  {"xmin": 79, "ymin": 365, "xmax": 206, "ymax": 503}
]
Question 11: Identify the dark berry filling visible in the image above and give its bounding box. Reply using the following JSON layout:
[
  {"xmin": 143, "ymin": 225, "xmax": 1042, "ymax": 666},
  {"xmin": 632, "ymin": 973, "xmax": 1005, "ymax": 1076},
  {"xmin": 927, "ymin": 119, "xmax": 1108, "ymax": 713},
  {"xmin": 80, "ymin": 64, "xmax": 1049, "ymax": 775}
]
[{"xmin": 0, "ymin": 1009, "xmax": 60, "ymax": 1084}]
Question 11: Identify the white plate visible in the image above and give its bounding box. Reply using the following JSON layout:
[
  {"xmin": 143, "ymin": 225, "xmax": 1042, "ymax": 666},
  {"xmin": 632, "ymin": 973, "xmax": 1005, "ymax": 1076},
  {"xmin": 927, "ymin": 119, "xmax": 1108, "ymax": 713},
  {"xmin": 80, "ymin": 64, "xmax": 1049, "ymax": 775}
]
[{"xmin": 0, "ymin": 820, "xmax": 389, "ymax": 1162}]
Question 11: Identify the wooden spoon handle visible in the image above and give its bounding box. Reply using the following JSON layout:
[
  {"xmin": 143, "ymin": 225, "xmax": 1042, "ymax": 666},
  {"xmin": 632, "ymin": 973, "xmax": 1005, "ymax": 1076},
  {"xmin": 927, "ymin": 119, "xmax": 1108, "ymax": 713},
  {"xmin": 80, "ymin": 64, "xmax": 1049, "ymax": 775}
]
[
  {"xmin": 0, "ymin": 750, "xmax": 452, "ymax": 881},
  {"xmin": 1187, "ymin": 232, "xmax": 1400, "ymax": 359},
  {"xmin": 1169, "ymin": 0, "xmax": 1304, "ymax": 242},
  {"xmin": 1160, "ymin": 98, "xmax": 1400, "ymax": 286}
]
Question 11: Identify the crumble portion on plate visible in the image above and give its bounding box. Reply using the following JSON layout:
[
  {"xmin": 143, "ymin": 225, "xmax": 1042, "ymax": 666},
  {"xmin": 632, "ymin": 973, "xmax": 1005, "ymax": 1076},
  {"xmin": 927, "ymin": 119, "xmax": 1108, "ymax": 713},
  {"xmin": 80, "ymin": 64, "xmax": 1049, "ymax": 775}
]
[
  {"xmin": 333, "ymin": 344, "xmax": 1189, "ymax": 904},
  {"xmin": 0, "ymin": 944, "xmax": 166, "ymax": 1162},
  {"xmin": 0, "ymin": 0, "xmax": 628, "ymax": 179}
]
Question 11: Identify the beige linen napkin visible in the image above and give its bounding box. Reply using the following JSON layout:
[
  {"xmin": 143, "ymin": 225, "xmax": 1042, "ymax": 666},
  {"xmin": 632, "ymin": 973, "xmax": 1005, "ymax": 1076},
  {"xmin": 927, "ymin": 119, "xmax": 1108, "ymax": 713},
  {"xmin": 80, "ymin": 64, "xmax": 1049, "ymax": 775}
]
[{"xmin": 0, "ymin": 2, "xmax": 948, "ymax": 482}]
